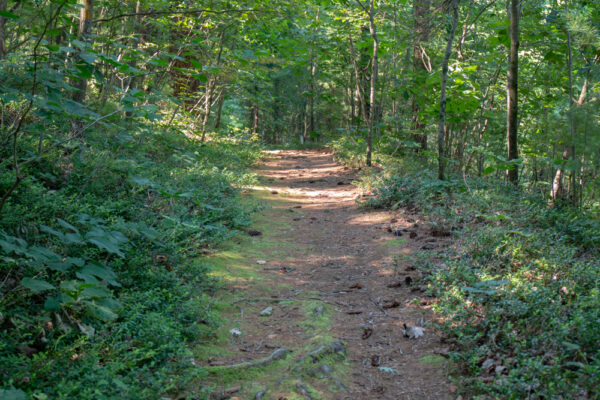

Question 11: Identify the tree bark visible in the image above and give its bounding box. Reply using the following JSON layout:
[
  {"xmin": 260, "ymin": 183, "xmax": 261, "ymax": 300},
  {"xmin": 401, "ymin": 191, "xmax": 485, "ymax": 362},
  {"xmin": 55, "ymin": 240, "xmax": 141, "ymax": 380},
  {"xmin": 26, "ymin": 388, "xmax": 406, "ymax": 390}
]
[
  {"xmin": 201, "ymin": 28, "xmax": 227, "ymax": 142},
  {"xmin": 125, "ymin": 0, "xmax": 143, "ymax": 118},
  {"xmin": 365, "ymin": 0, "xmax": 378, "ymax": 167},
  {"xmin": 437, "ymin": 0, "xmax": 459, "ymax": 180},
  {"xmin": 411, "ymin": 0, "xmax": 431, "ymax": 151},
  {"xmin": 0, "ymin": 0, "xmax": 8, "ymax": 59},
  {"xmin": 550, "ymin": 78, "xmax": 588, "ymax": 202},
  {"xmin": 506, "ymin": 0, "xmax": 519, "ymax": 184},
  {"xmin": 70, "ymin": 0, "xmax": 94, "ymax": 139},
  {"xmin": 308, "ymin": 8, "xmax": 320, "ymax": 140},
  {"xmin": 348, "ymin": 31, "xmax": 367, "ymax": 124},
  {"xmin": 214, "ymin": 87, "xmax": 225, "ymax": 130}
]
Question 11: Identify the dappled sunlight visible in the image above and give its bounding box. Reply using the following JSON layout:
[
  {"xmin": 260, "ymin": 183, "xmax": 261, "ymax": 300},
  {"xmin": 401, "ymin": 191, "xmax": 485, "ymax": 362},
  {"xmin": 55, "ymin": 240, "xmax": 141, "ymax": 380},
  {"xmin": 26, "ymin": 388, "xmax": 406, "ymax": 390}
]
[{"xmin": 200, "ymin": 149, "xmax": 451, "ymax": 400}]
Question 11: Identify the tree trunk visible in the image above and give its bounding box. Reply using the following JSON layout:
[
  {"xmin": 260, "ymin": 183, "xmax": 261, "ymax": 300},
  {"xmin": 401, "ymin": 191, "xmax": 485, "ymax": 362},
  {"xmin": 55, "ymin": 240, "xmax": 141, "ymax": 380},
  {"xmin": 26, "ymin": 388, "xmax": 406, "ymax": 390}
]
[
  {"xmin": 70, "ymin": 0, "xmax": 94, "ymax": 139},
  {"xmin": 551, "ymin": 77, "xmax": 589, "ymax": 202},
  {"xmin": 201, "ymin": 28, "xmax": 227, "ymax": 142},
  {"xmin": 437, "ymin": 0, "xmax": 459, "ymax": 180},
  {"xmin": 214, "ymin": 87, "xmax": 225, "ymax": 130},
  {"xmin": 125, "ymin": 0, "xmax": 143, "ymax": 118},
  {"xmin": 506, "ymin": 0, "xmax": 519, "ymax": 184},
  {"xmin": 365, "ymin": 0, "xmax": 378, "ymax": 167},
  {"xmin": 0, "ymin": 0, "xmax": 8, "ymax": 59},
  {"xmin": 348, "ymin": 30, "xmax": 367, "ymax": 124},
  {"xmin": 411, "ymin": 0, "xmax": 431, "ymax": 151},
  {"xmin": 566, "ymin": 20, "xmax": 576, "ymax": 204},
  {"xmin": 308, "ymin": 8, "xmax": 320, "ymax": 140}
]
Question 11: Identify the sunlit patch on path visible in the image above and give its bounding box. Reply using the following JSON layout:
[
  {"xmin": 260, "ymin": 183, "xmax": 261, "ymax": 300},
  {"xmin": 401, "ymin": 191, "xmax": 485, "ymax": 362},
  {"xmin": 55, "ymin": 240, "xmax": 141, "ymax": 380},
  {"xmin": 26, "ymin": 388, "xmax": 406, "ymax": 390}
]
[{"xmin": 201, "ymin": 149, "xmax": 453, "ymax": 399}]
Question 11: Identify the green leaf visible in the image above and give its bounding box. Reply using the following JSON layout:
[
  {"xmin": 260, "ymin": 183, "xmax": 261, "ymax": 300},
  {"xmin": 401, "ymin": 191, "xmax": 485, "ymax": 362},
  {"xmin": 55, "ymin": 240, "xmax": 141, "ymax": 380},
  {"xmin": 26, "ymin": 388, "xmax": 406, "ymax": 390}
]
[
  {"xmin": 77, "ymin": 322, "xmax": 96, "ymax": 338},
  {"xmin": 79, "ymin": 262, "xmax": 120, "ymax": 287},
  {"xmin": 86, "ymin": 237, "xmax": 124, "ymax": 257},
  {"xmin": 0, "ymin": 233, "xmax": 28, "ymax": 255},
  {"xmin": 64, "ymin": 232, "xmax": 84, "ymax": 244},
  {"xmin": 56, "ymin": 218, "xmax": 80, "ymax": 234},
  {"xmin": 0, "ymin": 388, "xmax": 27, "ymax": 400},
  {"xmin": 80, "ymin": 285, "xmax": 111, "ymax": 299},
  {"xmin": 27, "ymin": 246, "xmax": 61, "ymax": 263},
  {"xmin": 482, "ymin": 166, "xmax": 496, "ymax": 176},
  {"xmin": 0, "ymin": 10, "xmax": 19, "ymax": 20},
  {"xmin": 22, "ymin": 278, "xmax": 55, "ymax": 293},
  {"xmin": 46, "ymin": 257, "xmax": 84, "ymax": 273},
  {"xmin": 40, "ymin": 225, "xmax": 65, "ymax": 240},
  {"xmin": 85, "ymin": 299, "xmax": 120, "ymax": 321},
  {"xmin": 79, "ymin": 52, "xmax": 96, "ymax": 64},
  {"xmin": 44, "ymin": 296, "xmax": 61, "ymax": 311},
  {"xmin": 130, "ymin": 176, "xmax": 155, "ymax": 187},
  {"xmin": 75, "ymin": 63, "xmax": 93, "ymax": 79}
]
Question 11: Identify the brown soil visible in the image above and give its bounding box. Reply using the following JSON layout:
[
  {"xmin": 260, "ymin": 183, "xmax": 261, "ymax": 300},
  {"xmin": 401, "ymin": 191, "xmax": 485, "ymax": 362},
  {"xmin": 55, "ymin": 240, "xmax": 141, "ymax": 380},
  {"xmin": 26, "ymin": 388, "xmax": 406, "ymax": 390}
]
[{"xmin": 208, "ymin": 149, "xmax": 454, "ymax": 400}]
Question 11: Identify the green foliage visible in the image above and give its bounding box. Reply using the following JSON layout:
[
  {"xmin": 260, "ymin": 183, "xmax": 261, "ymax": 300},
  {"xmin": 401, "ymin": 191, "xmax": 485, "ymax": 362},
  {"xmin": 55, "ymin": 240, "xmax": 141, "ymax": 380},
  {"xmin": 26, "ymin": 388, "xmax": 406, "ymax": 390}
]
[
  {"xmin": 0, "ymin": 121, "xmax": 262, "ymax": 397},
  {"xmin": 359, "ymin": 155, "xmax": 600, "ymax": 399},
  {"xmin": 329, "ymin": 135, "xmax": 368, "ymax": 167}
]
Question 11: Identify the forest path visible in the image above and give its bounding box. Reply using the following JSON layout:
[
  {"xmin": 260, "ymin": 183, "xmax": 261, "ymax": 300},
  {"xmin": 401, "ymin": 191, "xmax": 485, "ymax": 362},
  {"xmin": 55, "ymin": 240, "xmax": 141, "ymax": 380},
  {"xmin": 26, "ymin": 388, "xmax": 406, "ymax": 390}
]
[{"xmin": 202, "ymin": 149, "xmax": 453, "ymax": 400}]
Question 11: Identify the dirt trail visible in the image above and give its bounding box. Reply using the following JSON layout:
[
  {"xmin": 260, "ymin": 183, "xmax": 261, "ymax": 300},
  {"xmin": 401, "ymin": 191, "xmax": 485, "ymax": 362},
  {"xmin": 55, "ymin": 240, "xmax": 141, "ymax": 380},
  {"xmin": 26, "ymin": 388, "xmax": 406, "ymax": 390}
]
[{"xmin": 206, "ymin": 149, "xmax": 453, "ymax": 399}]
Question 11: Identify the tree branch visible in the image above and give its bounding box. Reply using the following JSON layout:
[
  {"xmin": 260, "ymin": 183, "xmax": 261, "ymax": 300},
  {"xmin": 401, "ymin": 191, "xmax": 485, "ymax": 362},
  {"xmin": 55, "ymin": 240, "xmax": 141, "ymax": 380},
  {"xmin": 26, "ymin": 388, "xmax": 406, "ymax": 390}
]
[{"xmin": 93, "ymin": 8, "xmax": 271, "ymax": 23}]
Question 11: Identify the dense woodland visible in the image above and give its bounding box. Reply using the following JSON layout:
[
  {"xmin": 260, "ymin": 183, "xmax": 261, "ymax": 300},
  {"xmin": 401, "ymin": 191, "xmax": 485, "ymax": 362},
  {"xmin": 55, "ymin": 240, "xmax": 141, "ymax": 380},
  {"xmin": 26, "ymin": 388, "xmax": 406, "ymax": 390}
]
[{"xmin": 0, "ymin": 0, "xmax": 599, "ymax": 399}]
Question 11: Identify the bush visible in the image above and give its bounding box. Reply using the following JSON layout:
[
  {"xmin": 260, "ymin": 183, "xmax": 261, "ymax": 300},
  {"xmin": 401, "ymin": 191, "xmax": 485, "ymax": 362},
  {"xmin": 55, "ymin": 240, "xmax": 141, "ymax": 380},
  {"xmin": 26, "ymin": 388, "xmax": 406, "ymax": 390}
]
[
  {"xmin": 0, "ymin": 123, "xmax": 262, "ymax": 398},
  {"xmin": 357, "ymin": 157, "xmax": 600, "ymax": 399}
]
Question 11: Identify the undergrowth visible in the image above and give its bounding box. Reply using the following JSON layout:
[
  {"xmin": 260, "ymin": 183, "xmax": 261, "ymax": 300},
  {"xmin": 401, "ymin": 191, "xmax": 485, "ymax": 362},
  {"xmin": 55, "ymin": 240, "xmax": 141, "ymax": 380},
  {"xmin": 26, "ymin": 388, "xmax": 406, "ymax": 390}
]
[
  {"xmin": 332, "ymin": 144, "xmax": 600, "ymax": 400},
  {"xmin": 0, "ymin": 125, "xmax": 262, "ymax": 399}
]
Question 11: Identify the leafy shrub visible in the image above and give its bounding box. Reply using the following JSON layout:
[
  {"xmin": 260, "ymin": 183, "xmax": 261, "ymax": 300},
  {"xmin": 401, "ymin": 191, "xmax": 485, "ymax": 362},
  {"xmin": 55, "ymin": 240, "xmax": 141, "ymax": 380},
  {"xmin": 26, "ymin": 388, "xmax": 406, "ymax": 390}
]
[
  {"xmin": 0, "ymin": 124, "xmax": 262, "ymax": 398},
  {"xmin": 356, "ymin": 156, "xmax": 600, "ymax": 399}
]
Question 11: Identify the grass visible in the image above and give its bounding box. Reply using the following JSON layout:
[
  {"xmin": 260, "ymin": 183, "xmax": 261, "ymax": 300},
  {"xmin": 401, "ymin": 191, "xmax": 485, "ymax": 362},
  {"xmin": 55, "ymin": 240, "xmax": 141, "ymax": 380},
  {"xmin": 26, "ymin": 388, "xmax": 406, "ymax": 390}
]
[{"xmin": 378, "ymin": 237, "xmax": 407, "ymax": 247}]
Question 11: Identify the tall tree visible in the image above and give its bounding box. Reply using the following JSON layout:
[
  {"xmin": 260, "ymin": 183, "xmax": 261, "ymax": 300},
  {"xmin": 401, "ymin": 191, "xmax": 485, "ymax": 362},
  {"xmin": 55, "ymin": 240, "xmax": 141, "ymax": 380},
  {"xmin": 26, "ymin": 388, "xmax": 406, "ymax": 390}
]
[
  {"xmin": 437, "ymin": 0, "xmax": 460, "ymax": 180},
  {"xmin": 357, "ymin": 0, "xmax": 379, "ymax": 166},
  {"xmin": 411, "ymin": 0, "xmax": 431, "ymax": 151},
  {"xmin": 506, "ymin": 0, "xmax": 519, "ymax": 183},
  {"xmin": 70, "ymin": 0, "xmax": 94, "ymax": 138}
]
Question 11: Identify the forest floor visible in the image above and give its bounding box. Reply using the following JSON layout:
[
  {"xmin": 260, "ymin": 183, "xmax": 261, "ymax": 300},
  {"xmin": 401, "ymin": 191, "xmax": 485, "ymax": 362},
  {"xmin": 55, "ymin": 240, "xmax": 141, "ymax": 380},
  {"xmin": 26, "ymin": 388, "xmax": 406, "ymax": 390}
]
[{"xmin": 199, "ymin": 149, "xmax": 456, "ymax": 400}]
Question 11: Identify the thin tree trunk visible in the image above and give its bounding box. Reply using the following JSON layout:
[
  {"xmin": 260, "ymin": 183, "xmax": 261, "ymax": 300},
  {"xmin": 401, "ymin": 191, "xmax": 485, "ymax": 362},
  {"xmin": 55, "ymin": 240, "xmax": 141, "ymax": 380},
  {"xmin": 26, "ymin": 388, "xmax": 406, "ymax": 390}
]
[
  {"xmin": 567, "ymin": 20, "xmax": 576, "ymax": 203},
  {"xmin": 551, "ymin": 78, "xmax": 588, "ymax": 202},
  {"xmin": 0, "ymin": 0, "xmax": 8, "ymax": 59},
  {"xmin": 214, "ymin": 87, "xmax": 225, "ymax": 130},
  {"xmin": 125, "ymin": 0, "xmax": 142, "ymax": 118},
  {"xmin": 365, "ymin": 0, "xmax": 378, "ymax": 167},
  {"xmin": 506, "ymin": 0, "xmax": 519, "ymax": 183},
  {"xmin": 437, "ymin": 0, "xmax": 459, "ymax": 180},
  {"xmin": 348, "ymin": 30, "xmax": 367, "ymax": 124},
  {"xmin": 308, "ymin": 8, "xmax": 320, "ymax": 140},
  {"xmin": 70, "ymin": 0, "xmax": 94, "ymax": 139},
  {"xmin": 201, "ymin": 28, "xmax": 227, "ymax": 142},
  {"xmin": 411, "ymin": 0, "xmax": 431, "ymax": 151}
]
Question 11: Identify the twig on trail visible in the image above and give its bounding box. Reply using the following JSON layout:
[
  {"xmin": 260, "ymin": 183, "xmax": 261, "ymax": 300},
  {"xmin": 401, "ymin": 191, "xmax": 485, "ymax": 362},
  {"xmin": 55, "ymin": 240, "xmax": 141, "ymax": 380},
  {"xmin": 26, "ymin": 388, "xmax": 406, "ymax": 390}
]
[
  {"xmin": 369, "ymin": 296, "xmax": 401, "ymax": 320},
  {"xmin": 255, "ymin": 386, "xmax": 268, "ymax": 400},
  {"xmin": 296, "ymin": 381, "xmax": 312, "ymax": 400},
  {"xmin": 207, "ymin": 348, "xmax": 289, "ymax": 370},
  {"xmin": 335, "ymin": 336, "xmax": 362, "ymax": 341},
  {"xmin": 296, "ymin": 341, "xmax": 346, "ymax": 363},
  {"xmin": 232, "ymin": 297, "xmax": 339, "ymax": 306}
]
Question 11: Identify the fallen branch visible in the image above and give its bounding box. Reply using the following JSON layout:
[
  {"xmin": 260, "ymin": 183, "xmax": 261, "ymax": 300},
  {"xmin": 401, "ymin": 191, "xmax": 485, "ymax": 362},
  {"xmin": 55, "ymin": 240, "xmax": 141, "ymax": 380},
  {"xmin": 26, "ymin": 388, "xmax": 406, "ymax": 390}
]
[
  {"xmin": 296, "ymin": 341, "xmax": 346, "ymax": 363},
  {"xmin": 208, "ymin": 348, "xmax": 289, "ymax": 370},
  {"xmin": 296, "ymin": 381, "xmax": 312, "ymax": 400}
]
